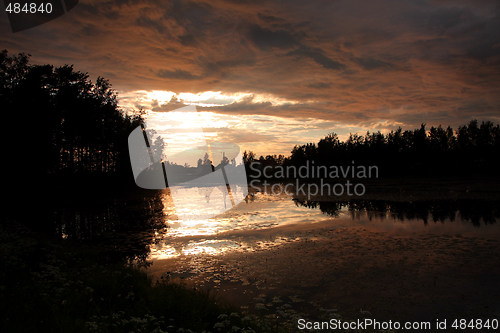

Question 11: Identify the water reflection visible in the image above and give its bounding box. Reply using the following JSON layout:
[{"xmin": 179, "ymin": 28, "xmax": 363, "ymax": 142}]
[
  {"xmin": 43, "ymin": 187, "xmax": 500, "ymax": 323},
  {"xmin": 168, "ymin": 183, "xmax": 247, "ymax": 220},
  {"xmin": 293, "ymin": 199, "xmax": 500, "ymax": 226},
  {"xmin": 48, "ymin": 186, "xmax": 500, "ymax": 264},
  {"xmin": 146, "ymin": 190, "xmax": 500, "ymax": 324},
  {"xmin": 149, "ymin": 191, "xmax": 500, "ymax": 263},
  {"xmin": 50, "ymin": 189, "xmax": 166, "ymax": 262}
]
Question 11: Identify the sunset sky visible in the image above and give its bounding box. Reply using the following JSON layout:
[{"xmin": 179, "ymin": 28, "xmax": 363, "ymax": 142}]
[{"xmin": 2, "ymin": 0, "xmax": 499, "ymax": 156}]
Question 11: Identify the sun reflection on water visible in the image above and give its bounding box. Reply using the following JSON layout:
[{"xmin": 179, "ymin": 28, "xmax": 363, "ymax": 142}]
[
  {"xmin": 150, "ymin": 245, "xmax": 180, "ymax": 260},
  {"xmin": 149, "ymin": 189, "xmax": 315, "ymax": 260}
]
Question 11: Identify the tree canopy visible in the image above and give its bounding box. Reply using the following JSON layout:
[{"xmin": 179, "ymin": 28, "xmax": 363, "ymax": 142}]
[
  {"xmin": 1, "ymin": 50, "xmax": 143, "ymax": 184},
  {"xmin": 243, "ymin": 120, "xmax": 500, "ymax": 178}
]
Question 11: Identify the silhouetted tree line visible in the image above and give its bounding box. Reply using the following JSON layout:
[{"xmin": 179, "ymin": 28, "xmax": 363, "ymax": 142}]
[
  {"xmin": 1, "ymin": 50, "xmax": 143, "ymax": 186},
  {"xmin": 291, "ymin": 121, "xmax": 500, "ymax": 176},
  {"xmin": 242, "ymin": 151, "xmax": 286, "ymax": 178},
  {"xmin": 244, "ymin": 121, "xmax": 500, "ymax": 178}
]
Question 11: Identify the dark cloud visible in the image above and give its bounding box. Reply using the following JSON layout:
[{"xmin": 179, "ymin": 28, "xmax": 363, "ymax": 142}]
[
  {"xmin": 178, "ymin": 33, "xmax": 197, "ymax": 46},
  {"xmin": 136, "ymin": 17, "xmax": 166, "ymax": 34},
  {"xmin": 403, "ymin": 6, "xmax": 473, "ymax": 36},
  {"xmin": 352, "ymin": 57, "xmax": 392, "ymax": 71},
  {"xmin": 247, "ymin": 24, "xmax": 299, "ymax": 50},
  {"xmin": 257, "ymin": 13, "xmax": 285, "ymax": 23},
  {"xmin": 77, "ymin": 3, "xmax": 99, "ymax": 15},
  {"xmin": 305, "ymin": 82, "xmax": 332, "ymax": 89},
  {"xmin": 104, "ymin": 11, "xmax": 121, "ymax": 20},
  {"xmin": 287, "ymin": 46, "xmax": 346, "ymax": 70},
  {"xmin": 157, "ymin": 69, "xmax": 203, "ymax": 80},
  {"xmin": 202, "ymin": 58, "xmax": 257, "ymax": 76},
  {"xmin": 80, "ymin": 24, "xmax": 101, "ymax": 37}
]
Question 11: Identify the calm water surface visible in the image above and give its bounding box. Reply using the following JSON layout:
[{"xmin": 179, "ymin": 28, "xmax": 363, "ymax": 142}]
[
  {"xmin": 149, "ymin": 188, "xmax": 500, "ymax": 261},
  {"xmin": 145, "ymin": 188, "xmax": 500, "ymax": 325},
  {"xmin": 53, "ymin": 187, "xmax": 500, "ymax": 325}
]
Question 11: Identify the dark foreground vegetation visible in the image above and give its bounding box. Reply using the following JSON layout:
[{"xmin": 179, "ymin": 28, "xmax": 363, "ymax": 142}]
[{"xmin": 0, "ymin": 219, "xmax": 283, "ymax": 333}]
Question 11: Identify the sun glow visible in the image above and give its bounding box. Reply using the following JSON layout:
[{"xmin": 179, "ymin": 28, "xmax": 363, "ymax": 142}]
[
  {"xmin": 118, "ymin": 90, "xmax": 387, "ymax": 157},
  {"xmin": 145, "ymin": 109, "xmax": 229, "ymax": 129},
  {"xmin": 119, "ymin": 90, "xmax": 303, "ymax": 115},
  {"xmin": 147, "ymin": 90, "xmax": 176, "ymax": 104}
]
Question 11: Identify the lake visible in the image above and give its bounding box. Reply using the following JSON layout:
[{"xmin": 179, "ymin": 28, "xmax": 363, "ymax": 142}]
[{"xmin": 53, "ymin": 186, "xmax": 500, "ymax": 330}]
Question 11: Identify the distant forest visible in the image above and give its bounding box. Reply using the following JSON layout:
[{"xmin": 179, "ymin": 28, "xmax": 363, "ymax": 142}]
[
  {"xmin": 243, "ymin": 120, "xmax": 500, "ymax": 177},
  {"xmin": 243, "ymin": 120, "xmax": 500, "ymax": 178},
  {"xmin": 1, "ymin": 50, "xmax": 143, "ymax": 186}
]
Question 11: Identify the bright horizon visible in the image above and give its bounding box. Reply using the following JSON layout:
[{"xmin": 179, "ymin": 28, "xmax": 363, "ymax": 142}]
[
  {"xmin": 117, "ymin": 89, "xmax": 496, "ymax": 158},
  {"xmin": 119, "ymin": 89, "xmax": 373, "ymax": 157}
]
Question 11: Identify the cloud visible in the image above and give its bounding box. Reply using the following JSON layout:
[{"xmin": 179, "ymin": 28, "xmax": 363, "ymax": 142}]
[
  {"xmin": 136, "ymin": 16, "xmax": 166, "ymax": 34},
  {"xmin": 246, "ymin": 24, "xmax": 299, "ymax": 50},
  {"xmin": 352, "ymin": 57, "xmax": 393, "ymax": 71},
  {"xmin": 305, "ymin": 82, "xmax": 332, "ymax": 89},
  {"xmin": 157, "ymin": 69, "xmax": 204, "ymax": 80},
  {"xmin": 151, "ymin": 95, "xmax": 187, "ymax": 112},
  {"xmin": 287, "ymin": 46, "xmax": 346, "ymax": 70},
  {"xmin": 204, "ymin": 127, "xmax": 278, "ymax": 144},
  {"xmin": 0, "ymin": 0, "xmax": 499, "ymax": 140}
]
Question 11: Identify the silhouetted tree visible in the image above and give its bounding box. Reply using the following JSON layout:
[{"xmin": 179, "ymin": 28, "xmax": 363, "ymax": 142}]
[{"xmin": 1, "ymin": 50, "xmax": 143, "ymax": 183}]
